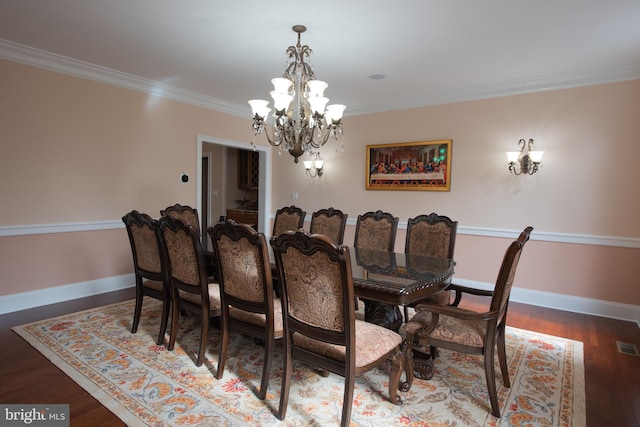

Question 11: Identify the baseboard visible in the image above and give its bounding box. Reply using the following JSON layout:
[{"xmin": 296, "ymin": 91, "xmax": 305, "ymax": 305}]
[
  {"xmin": 2, "ymin": 275, "xmax": 638, "ymax": 327},
  {"xmin": 0, "ymin": 274, "xmax": 135, "ymax": 315},
  {"xmin": 454, "ymin": 278, "xmax": 640, "ymax": 327}
]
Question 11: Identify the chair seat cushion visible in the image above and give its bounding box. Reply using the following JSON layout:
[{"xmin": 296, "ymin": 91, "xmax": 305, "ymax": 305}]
[
  {"xmin": 229, "ymin": 298, "xmax": 284, "ymax": 334},
  {"xmin": 142, "ymin": 279, "xmax": 164, "ymax": 292},
  {"xmin": 178, "ymin": 283, "xmax": 221, "ymax": 311},
  {"xmin": 403, "ymin": 310, "xmax": 487, "ymax": 347},
  {"xmin": 292, "ymin": 319, "xmax": 402, "ymax": 367}
]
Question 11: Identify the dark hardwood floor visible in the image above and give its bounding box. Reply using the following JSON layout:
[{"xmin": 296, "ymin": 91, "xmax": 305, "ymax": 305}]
[{"xmin": 1, "ymin": 288, "xmax": 638, "ymax": 426}]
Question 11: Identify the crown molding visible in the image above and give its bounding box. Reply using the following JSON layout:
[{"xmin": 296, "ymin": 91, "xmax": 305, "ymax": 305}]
[
  {"xmin": 347, "ymin": 63, "xmax": 640, "ymax": 115},
  {"xmin": 2, "ymin": 39, "xmax": 640, "ymax": 119},
  {"xmin": 0, "ymin": 39, "xmax": 247, "ymax": 117}
]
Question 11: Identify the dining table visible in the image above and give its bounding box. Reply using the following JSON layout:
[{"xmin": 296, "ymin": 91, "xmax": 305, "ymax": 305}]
[
  {"xmin": 350, "ymin": 247, "xmax": 455, "ymax": 328},
  {"xmin": 269, "ymin": 244, "xmax": 456, "ymax": 384}
]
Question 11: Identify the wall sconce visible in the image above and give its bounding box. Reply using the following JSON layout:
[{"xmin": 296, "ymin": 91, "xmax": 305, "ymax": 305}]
[
  {"xmin": 303, "ymin": 152, "xmax": 324, "ymax": 178},
  {"xmin": 506, "ymin": 138, "xmax": 544, "ymax": 175}
]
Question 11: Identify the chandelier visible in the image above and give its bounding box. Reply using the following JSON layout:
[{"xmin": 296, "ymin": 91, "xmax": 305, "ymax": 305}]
[
  {"xmin": 506, "ymin": 138, "xmax": 544, "ymax": 175},
  {"xmin": 248, "ymin": 25, "xmax": 346, "ymax": 163}
]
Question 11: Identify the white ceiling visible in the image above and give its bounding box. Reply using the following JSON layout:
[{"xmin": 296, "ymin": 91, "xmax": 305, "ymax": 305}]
[{"xmin": 1, "ymin": 0, "xmax": 639, "ymax": 117}]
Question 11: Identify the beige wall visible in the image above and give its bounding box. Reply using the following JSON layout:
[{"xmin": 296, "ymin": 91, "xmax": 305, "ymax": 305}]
[
  {"xmin": 273, "ymin": 83, "xmax": 640, "ymax": 237},
  {"xmin": 1, "ymin": 58, "xmax": 639, "ymax": 313}
]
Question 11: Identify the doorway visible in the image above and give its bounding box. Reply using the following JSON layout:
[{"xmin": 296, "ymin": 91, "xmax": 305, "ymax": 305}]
[{"xmin": 196, "ymin": 135, "xmax": 272, "ymax": 236}]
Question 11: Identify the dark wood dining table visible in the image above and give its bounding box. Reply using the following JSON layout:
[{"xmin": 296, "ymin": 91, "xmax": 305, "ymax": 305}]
[{"xmin": 350, "ymin": 247, "xmax": 455, "ymax": 328}]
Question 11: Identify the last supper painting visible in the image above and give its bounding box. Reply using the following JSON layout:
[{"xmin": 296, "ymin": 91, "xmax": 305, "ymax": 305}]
[{"xmin": 366, "ymin": 139, "xmax": 452, "ymax": 191}]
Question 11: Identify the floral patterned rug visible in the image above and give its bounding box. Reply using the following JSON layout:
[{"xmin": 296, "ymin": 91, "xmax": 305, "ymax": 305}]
[{"xmin": 13, "ymin": 299, "xmax": 585, "ymax": 426}]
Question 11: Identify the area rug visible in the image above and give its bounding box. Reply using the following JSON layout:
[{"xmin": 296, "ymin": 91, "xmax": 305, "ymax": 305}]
[{"xmin": 13, "ymin": 299, "xmax": 585, "ymax": 426}]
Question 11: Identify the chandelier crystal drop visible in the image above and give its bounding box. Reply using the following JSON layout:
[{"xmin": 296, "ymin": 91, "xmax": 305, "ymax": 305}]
[{"xmin": 249, "ymin": 25, "xmax": 346, "ymax": 163}]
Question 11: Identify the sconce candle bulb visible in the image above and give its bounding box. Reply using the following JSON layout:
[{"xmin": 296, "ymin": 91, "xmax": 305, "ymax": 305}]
[
  {"xmin": 304, "ymin": 152, "xmax": 324, "ymax": 178},
  {"xmin": 506, "ymin": 138, "xmax": 544, "ymax": 175}
]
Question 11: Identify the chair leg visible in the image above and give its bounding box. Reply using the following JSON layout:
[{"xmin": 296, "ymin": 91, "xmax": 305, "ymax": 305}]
[
  {"xmin": 496, "ymin": 325, "xmax": 510, "ymax": 388},
  {"xmin": 196, "ymin": 311, "xmax": 209, "ymax": 367},
  {"xmin": 277, "ymin": 339, "xmax": 292, "ymax": 420},
  {"xmin": 131, "ymin": 284, "xmax": 143, "ymax": 333},
  {"xmin": 387, "ymin": 348, "xmax": 404, "ymax": 405},
  {"xmin": 258, "ymin": 334, "xmax": 274, "ymax": 400},
  {"xmin": 403, "ymin": 306, "xmax": 410, "ymax": 323},
  {"xmin": 167, "ymin": 297, "xmax": 180, "ymax": 351},
  {"xmin": 340, "ymin": 376, "xmax": 356, "ymax": 427},
  {"xmin": 400, "ymin": 337, "xmax": 415, "ymax": 392},
  {"xmin": 215, "ymin": 318, "xmax": 229, "ymax": 380},
  {"xmin": 484, "ymin": 343, "xmax": 500, "ymax": 418},
  {"xmin": 157, "ymin": 298, "xmax": 170, "ymax": 345}
]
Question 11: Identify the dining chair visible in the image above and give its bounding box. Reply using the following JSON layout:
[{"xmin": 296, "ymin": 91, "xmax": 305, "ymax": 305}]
[
  {"xmin": 161, "ymin": 203, "xmax": 201, "ymax": 234},
  {"xmin": 272, "ymin": 205, "xmax": 306, "ymax": 237},
  {"xmin": 122, "ymin": 210, "xmax": 171, "ymax": 345},
  {"xmin": 403, "ymin": 213, "xmax": 458, "ymax": 321},
  {"xmin": 161, "ymin": 203, "xmax": 217, "ymax": 280},
  {"xmin": 402, "ymin": 226, "xmax": 533, "ymax": 417},
  {"xmin": 309, "ymin": 207, "xmax": 348, "ymax": 244},
  {"xmin": 157, "ymin": 216, "xmax": 221, "ymax": 367},
  {"xmin": 271, "ymin": 230, "xmax": 404, "ymax": 426},
  {"xmin": 353, "ymin": 210, "xmax": 399, "ymax": 251},
  {"xmin": 353, "ymin": 210, "xmax": 399, "ymax": 316},
  {"xmin": 208, "ymin": 219, "xmax": 283, "ymax": 400},
  {"xmin": 271, "ymin": 205, "xmax": 306, "ymax": 298}
]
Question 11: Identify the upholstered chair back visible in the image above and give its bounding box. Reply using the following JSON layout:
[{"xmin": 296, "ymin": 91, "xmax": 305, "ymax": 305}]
[
  {"xmin": 124, "ymin": 210, "xmax": 163, "ymax": 275},
  {"xmin": 405, "ymin": 213, "xmax": 458, "ymax": 258},
  {"xmin": 354, "ymin": 210, "xmax": 399, "ymax": 251},
  {"xmin": 310, "ymin": 207, "xmax": 348, "ymax": 245},
  {"xmin": 277, "ymin": 235, "xmax": 349, "ymax": 333},
  {"xmin": 161, "ymin": 204, "xmax": 201, "ymax": 236},
  {"xmin": 492, "ymin": 226, "xmax": 533, "ymax": 320},
  {"xmin": 212, "ymin": 221, "xmax": 270, "ymax": 305},
  {"xmin": 272, "ymin": 205, "xmax": 306, "ymax": 237}
]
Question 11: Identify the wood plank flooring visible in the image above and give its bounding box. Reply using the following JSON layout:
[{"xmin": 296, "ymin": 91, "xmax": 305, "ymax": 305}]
[{"xmin": 0, "ymin": 288, "xmax": 638, "ymax": 426}]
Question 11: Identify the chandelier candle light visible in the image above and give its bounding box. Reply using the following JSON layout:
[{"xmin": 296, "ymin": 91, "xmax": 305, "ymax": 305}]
[
  {"xmin": 506, "ymin": 138, "xmax": 544, "ymax": 175},
  {"xmin": 249, "ymin": 25, "xmax": 346, "ymax": 163}
]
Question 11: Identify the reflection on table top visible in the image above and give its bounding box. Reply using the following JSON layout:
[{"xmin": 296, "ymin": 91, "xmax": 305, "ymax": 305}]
[{"xmin": 350, "ymin": 247, "xmax": 455, "ymax": 305}]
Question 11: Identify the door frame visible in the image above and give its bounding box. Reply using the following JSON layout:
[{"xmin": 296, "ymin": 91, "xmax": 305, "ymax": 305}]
[{"xmin": 196, "ymin": 134, "xmax": 272, "ymax": 234}]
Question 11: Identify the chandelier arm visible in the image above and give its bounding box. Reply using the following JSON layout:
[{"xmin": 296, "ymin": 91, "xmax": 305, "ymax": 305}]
[
  {"xmin": 307, "ymin": 125, "xmax": 332, "ymax": 149},
  {"xmin": 257, "ymin": 119, "xmax": 284, "ymax": 147},
  {"xmin": 262, "ymin": 127, "xmax": 281, "ymax": 147}
]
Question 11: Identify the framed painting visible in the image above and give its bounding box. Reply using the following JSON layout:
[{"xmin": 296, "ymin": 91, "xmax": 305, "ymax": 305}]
[{"xmin": 366, "ymin": 139, "xmax": 451, "ymax": 191}]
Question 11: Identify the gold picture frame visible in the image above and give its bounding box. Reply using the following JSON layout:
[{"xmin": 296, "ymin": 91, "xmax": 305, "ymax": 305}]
[{"xmin": 366, "ymin": 139, "xmax": 452, "ymax": 191}]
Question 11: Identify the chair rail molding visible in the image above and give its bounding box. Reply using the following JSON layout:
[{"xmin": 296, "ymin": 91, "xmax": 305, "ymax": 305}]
[{"xmin": 2, "ymin": 221, "xmax": 640, "ymax": 249}]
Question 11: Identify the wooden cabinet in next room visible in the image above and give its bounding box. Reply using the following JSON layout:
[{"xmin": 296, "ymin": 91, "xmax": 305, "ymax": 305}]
[{"xmin": 238, "ymin": 150, "xmax": 259, "ymax": 190}]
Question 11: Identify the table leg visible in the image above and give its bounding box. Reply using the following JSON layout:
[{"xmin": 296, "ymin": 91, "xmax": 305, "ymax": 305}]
[
  {"xmin": 363, "ymin": 300, "xmax": 403, "ymax": 331},
  {"xmin": 411, "ymin": 349, "xmax": 434, "ymax": 379}
]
